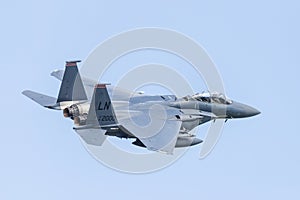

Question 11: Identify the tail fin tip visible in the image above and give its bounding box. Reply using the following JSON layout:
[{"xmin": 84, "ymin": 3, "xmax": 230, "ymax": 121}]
[{"xmin": 66, "ymin": 60, "xmax": 81, "ymax": 67}]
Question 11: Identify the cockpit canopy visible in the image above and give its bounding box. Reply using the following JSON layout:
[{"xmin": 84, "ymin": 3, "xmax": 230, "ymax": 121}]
[{"xmin": 183, "ymin": 92, "xmax": 232, "ymax": 104}]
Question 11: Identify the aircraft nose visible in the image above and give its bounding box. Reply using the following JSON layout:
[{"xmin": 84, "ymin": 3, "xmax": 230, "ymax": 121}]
[
  {"xmin": 229, "ymin": 102, "xmax": 260, "ymax": 118},
  {"xmin": 244, "ymin": 106, "xmax": 261, "ymax": 117}
]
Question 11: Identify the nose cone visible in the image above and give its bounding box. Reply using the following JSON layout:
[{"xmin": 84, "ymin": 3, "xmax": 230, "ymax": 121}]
[
  {"xmin": 228, "ymin": 102, "xmax": 260, "ymax": 118},
  {"xmin": 243, "ymin": 106, "xmax": 261, "ymax": 117}
]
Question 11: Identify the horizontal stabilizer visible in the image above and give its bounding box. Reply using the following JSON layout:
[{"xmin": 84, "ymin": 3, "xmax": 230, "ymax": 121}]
[
  {"xmin": 22, "ymin": 90, "xmax": 57, "ymax": 107},
  {"xmin": 75, "ymin": 129, "xmax": 107, "ymax": 146}
]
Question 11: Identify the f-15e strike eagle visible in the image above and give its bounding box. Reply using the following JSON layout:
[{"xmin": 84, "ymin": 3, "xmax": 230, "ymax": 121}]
[{"xmin": 22, "ymin": 61, "xmax": 260, "ymax": 154}]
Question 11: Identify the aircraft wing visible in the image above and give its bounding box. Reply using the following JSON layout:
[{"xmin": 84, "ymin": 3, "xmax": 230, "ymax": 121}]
[
  {"xmin": 123, "ymin": 119, "xmax": 182, "ymax": 154},
  {"xmin": 117, "ymin": 104, "xmax": 182, "ymax": 154}
]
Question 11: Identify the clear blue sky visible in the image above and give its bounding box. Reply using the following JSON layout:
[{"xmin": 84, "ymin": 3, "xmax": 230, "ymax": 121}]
[{"xmin": 1, "ymin": 0, "xmax": 299, "ymax": 199}]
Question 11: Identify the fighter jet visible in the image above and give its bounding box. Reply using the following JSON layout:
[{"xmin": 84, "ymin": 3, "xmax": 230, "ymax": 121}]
[{"xmin": 22, "ymin": 60, "xmax": 260, "ymax": 154}]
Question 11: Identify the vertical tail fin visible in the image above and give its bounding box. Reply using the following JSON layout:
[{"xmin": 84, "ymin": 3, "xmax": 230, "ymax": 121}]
[
  {"xmin": 57, "ymin": 60, "xmax": 87, "ymax": 103},
  {"xmin": 86, "ymin": 84, "xmax": 118, "ymax": 127}
]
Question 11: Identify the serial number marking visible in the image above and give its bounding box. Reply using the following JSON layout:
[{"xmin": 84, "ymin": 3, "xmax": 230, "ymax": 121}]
[{"xmin": 99, "ymin": 115, "xmax": 115, "ymax": 121}]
